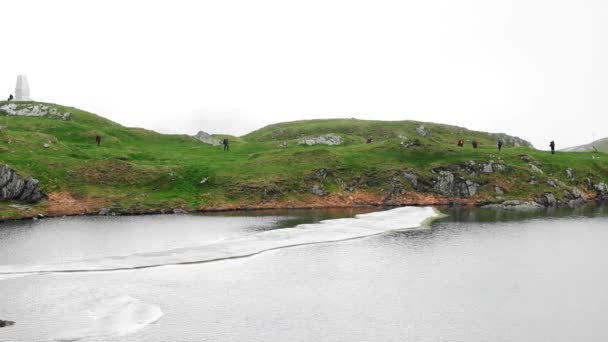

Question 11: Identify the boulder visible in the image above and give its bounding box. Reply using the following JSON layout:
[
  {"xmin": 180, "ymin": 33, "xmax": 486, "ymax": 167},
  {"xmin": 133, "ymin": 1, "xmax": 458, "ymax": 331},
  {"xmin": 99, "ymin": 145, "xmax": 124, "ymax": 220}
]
[
  {"xmin": 595, "ymin": 183, "xmax": 608, "ymax": 200},
  {"xmin": 310, "ymin": 183, "xmax": 325, "ymax": 196},
  {"xmin": 297, "ymin": 134, "xmax": 342, "ymax": 146},
  {"xmin": 415, "ymin": 125, "xmax": 430, "ymax": 137},
  {"xmin": 433, "ymin": 170, "xmax": 479, "ymax": 198},
  {"xmin": 536, "ymin": 193, "xmax": 557, "ymax": 207},
  {"xmin": 530, "ymin": 164, "xmax": 544, "ymax": 174},
  {"xmin": 565, "ymin": 168, "xmax": 575, "ymax": 182},
  {"xmin": 403, "ymin": 171, "xmax": 418, "ymax": 188},
  {"xmin": 193, "ymin": 131, "xmax": 221, "ymax": 145},
  {"xmin": 0, "ymin": 165, "xmax": 46, "ymax": 203}
]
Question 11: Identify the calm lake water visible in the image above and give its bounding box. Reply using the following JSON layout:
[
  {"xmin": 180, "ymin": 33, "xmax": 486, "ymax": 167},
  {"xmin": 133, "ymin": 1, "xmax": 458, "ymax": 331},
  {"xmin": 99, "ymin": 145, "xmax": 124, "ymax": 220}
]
[{"xmin": 1, "ymin": 205, "xmax": 607, "ymax": 341}]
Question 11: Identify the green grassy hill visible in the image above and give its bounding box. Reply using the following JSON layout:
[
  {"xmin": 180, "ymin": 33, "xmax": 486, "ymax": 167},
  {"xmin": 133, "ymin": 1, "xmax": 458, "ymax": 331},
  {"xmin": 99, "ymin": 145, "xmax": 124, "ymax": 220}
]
[
  {"xmin": 562, "ymin": 138, "xmax": 608, "ymax": 153},
  {"xmin": 0, "ymin": 101, "xmax": 607, "ymax": 219}
]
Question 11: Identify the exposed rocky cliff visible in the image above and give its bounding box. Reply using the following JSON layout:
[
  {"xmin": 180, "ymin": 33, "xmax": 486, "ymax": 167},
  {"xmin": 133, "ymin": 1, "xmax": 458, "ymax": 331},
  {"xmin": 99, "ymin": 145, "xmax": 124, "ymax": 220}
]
[
  {"xmin": 0, "ymin": 102, "xmax": 71, "ymax": 120},
  {"xmin": 193, "ymin": 131, "xmax": 221, "ymax": 145},
  {"xmin": 297, "ymin": 134, "xmax": 342, "ymax": 146},
  {"xmin": 0, "ymin": 165, "xmax": 46, "ymax": 203}
]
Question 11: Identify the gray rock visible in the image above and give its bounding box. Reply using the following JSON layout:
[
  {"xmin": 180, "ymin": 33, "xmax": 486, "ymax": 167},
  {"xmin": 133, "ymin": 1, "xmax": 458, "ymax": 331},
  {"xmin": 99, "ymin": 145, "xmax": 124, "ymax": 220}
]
[
  {"xmin": 483, "ymin": 200, "xmax": 543, "ymax": 210},
  {"xmin": 298, "ymin": 134, "xmax": 342, "ymax": 146},
  {"xmin": 0, "ymin": 165, "xmax": 46, "ymax": 203},
  {"xmin": 0, "ymin": 103, "xmax": 70, "ymax": 120},
  {"xmin": 495, "ymin": 186, "xmax": 504, "ymax": 195},
  {"xmin": 193, "ymin": 131, "xmax": 221, "ymax": 145},
  {"xmin": 98, "ymin": 208, "xmax": 113, "ymax": 216},
  {"xmin": 530, "ymin": 164, "xmax": 544, "ymax": 174},
  {"xmin": 433, "ymin": 170, "xmax": 479, "ymax": 198},
  {"xmin": 310, "ymin": 184, "xmax": 325, "ymax": 196},
  {"xmin": 403, "ymin": 171, "xmax": 418, "ymax": 188},
  {"xmin": 595, "ymin": 183, "xmax": 608, "ymax": 200},
  {"xmin": 0, "ymin": 320, "xmax": 15, "ymax": 328},
  {"xmin": 173, "ymin": 208, "xmax": 188, "ymax": 214},
  {"xmin": 315, "ymin": 169, "xmax": 328, "ymax": 181},
  {"xmin": 565, "ymin": 168, "xmax": 575, "ymax": 182},
  {"xmin": 416, "ymin": 125, "xmax": 430, "ymax": 137},
  {"xmin": 537, "ymin": 193, "xmax": 557, "ymax": 207},
  {"xmin": 482, "ymin": 163, "xmax": 493, "ymax": 173}
]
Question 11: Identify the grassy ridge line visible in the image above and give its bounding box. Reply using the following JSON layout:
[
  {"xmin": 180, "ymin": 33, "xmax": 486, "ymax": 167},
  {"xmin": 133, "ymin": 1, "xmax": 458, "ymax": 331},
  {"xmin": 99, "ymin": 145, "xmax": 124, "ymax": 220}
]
[{"xmin": 0, "ymin": 101, "xmax": 607, "ymax": 219}]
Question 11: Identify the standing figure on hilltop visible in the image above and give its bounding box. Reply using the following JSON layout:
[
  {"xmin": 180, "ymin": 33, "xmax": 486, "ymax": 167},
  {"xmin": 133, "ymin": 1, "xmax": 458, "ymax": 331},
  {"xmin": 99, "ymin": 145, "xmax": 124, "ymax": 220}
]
[
  {"xmin": 223, "ymin": 138, "xmax": 230, "ymax": 151},
  {"xmin": 550, "ymin": 140, "xmax": 556, "ymax": 154},
  {"xmin": 472, "ymin": 140, "xmax": 479, "ymax": 149},
  {"xmin": 7, "ymin": 94, "xmax": 13, "ymax": 101},
  {"xmin": 497, "ymin": 138, "xmax": 504, "ymax": 151},
  {"xmin": 95, "ymin": 135, "xmax": 102, "ymax": 146}
]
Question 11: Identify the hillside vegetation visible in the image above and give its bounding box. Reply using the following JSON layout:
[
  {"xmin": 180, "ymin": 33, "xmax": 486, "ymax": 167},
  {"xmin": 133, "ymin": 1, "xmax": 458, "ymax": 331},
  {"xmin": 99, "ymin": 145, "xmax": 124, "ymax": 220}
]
[
  {"xmin": 0, "ymin": 101, "xmax": 607, "ymax": 219},
  {"xmin": 562, "ymin": 138, "xmax": 608, "ymax": 153}
]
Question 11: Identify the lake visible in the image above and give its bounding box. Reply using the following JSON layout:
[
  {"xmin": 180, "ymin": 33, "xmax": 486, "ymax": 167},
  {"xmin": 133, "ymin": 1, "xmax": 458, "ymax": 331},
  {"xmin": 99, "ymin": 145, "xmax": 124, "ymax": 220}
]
[{"xmin": 1, "ymin": 205, "xmax": 607, "ymax": 341}]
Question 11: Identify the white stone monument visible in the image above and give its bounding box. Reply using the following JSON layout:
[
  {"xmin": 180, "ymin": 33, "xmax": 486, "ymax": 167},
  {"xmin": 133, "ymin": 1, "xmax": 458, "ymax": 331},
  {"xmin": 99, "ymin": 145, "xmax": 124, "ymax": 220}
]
[{"xmin": 15, "ymin": 75, "xmax": 31, "ymax": 101}]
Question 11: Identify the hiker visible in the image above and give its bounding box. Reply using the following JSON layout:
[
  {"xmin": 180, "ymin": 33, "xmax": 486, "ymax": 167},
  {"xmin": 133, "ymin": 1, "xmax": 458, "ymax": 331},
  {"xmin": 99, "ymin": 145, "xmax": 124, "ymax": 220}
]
[
  {"xmin": 7, "ymin": 94, "xmax": 13, "ymax": 101},
  {"xmin": 223, "ymin": 138, "xmax": 230, "ymax": 151},
  {"xmin": 457, "ymin": 139, "xmax": 464, "ymax": 147},
  {"xmin": 550, "ymin": 140, "xmax": 555, "ymax": 154},
  {"xmin": 472, "ymin": 140, "xmax": 478, "ymax": 149},
  {"xmin": 95, "ymin": 135, "xmax": 101, "ymax": 146},
  {"xmin": 497, "ymin": 139, "xmax": 504, "ymax": 151},
  {"xmin": 366, "ymin": 136, "xmax": 373, "ymax": 144}
]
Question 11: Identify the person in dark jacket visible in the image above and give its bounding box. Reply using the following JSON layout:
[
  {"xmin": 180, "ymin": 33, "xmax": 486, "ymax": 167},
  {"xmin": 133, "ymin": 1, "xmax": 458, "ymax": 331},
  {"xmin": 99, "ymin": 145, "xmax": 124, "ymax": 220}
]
[
  {"xmin": 223, "ymin": 138, "xmax": 230, "ymax": 151},
  {"xmin": 95, "ymin": 135, "xmax": 101, "ymax": 146},
  {"xmin": 7, "ymin": 94, "xmax": 13, "ymax": 101},
  {"xmin": 550, "ymin": 140, "xmax": 555, "ymax": 154},
  {"xmin": 497, "ymin": 139, "xmax": 504, "ymax": 151}
]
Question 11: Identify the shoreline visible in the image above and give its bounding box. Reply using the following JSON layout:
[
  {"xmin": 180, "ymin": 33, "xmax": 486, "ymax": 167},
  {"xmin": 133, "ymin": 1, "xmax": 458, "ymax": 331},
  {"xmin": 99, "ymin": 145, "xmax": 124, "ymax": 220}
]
[{"xmin": 0, "ymin": 193, "xmax": 604, "ymax": 223}]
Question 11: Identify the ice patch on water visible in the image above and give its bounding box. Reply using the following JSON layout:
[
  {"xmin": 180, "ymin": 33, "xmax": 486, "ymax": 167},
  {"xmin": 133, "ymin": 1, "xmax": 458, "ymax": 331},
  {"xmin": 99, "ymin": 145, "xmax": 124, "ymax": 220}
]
[
  {"xmin": 52, "ymin": 296, "xmax": 163, "ymax": 341},
  {"xmin": 0, "ymin": 206, "xmax": 441, "ymax": 276}
]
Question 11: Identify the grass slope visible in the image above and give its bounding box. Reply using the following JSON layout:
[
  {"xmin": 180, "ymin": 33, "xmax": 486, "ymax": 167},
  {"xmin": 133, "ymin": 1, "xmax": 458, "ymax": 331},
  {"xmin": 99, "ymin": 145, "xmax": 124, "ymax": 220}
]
[
  {"xmin": 1, "ymin": 101, "xmax": 607, "ymax": 218},
  {"xmin": 562, "ymin": 138, "xmax": 608, "ymax": 153}
]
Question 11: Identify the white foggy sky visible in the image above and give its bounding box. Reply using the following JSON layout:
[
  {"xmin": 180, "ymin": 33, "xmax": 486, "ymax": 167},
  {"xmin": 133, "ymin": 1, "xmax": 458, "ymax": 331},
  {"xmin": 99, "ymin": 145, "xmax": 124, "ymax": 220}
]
[{"xmin": 1, "ymin": 0, "xmax": 607, "ymax": 149}]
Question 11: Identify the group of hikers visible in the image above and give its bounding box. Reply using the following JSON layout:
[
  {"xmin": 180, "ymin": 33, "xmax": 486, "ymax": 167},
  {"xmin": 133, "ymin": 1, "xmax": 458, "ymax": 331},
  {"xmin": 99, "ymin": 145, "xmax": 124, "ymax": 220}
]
[
  {"xmin": 90, "ymin": 131, "xmax": 557, "ymax": 154},
  {"xmin": 456, "ymin": 137, "xmax": 557, "ymax": 154},
  {"xmin": 6, "ymin": 94, "xmax": 13, "ymax": 101}
]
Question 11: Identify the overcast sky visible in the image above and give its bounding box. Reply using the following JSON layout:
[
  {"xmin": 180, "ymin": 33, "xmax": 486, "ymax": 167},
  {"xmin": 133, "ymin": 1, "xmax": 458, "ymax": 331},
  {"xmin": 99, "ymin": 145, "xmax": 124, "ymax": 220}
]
[{"xmin": 1, "ymin": 0, "xmax": 607, "ymax": 149}]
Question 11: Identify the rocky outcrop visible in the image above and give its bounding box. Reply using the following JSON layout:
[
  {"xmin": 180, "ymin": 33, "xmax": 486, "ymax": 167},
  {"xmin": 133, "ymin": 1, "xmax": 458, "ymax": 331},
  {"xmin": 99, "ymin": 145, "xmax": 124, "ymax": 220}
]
[
  {"xmin": 298, "ymin": 134, "xmax": 342, "ymax": 146},
  {"xmin": 595, "ymin": 183, "xmax": 608, "ymax": 200},
  {"xmin": 0, "ymin": 165, "xmax": 46, "ymax": 203},
  {"xmin": 0, "ymin": 320, "xmax": 15, "ymax": 328},
  {"xmin": 193, "ymin": 131, "xmax": 221, "ymax": 145},
  {"xmin": 416, "ymin": 125, "xmax": 431, "ymax": 137},
  {"xmin": 0, "ymin": 103, "xmax": 70, "ymax": 120},
  {"xmin": 483, "ymin": 200, "xmax": 543, "ymax": 210},
  {"xmin": 490, "ymin": 133, "xmax": 533, "ymax": 147},
  {"xmin": 432, "ymin": 170, "xmax": 479, "ymax": 198}
]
